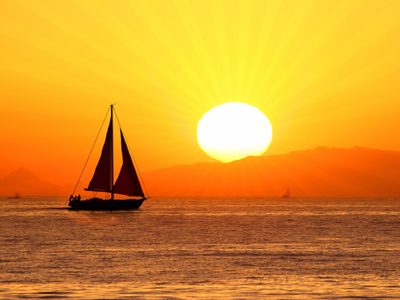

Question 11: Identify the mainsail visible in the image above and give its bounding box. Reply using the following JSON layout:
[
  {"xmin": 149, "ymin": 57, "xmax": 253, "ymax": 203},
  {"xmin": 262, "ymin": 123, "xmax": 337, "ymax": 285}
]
[
  {"xmin": 113, "ymin": 130, "xmax": 145, "ymax": 197},
  {"xmin": 86, "ymin": 117, "xmax": 112, "ymax": 192},
  {"xmin": 85, "ymin": 106, "xmax": 145, "ymax": 198}
]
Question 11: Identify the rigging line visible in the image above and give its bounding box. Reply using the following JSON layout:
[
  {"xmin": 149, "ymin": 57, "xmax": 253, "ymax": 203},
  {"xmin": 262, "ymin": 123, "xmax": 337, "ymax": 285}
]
[
  {"xmin": 114, "ymin": 108, "xmax": 150, "ymax": 198},
  {"xmin": 71, "ymin": 107, "xmax": 111, "ymax": 195}
]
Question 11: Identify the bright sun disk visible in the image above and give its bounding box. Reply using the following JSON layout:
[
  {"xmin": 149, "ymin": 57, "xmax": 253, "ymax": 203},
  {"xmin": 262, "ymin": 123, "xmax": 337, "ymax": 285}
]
[{"xmin": 197, "ymin": 103, "xmax": 273, "ymax": 162}]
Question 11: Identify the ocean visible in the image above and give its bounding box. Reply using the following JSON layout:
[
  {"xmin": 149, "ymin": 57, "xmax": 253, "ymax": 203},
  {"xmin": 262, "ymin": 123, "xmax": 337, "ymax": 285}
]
[{"xmin": 0, "ymin": 197, "xmax": 399, "ymax": 299}]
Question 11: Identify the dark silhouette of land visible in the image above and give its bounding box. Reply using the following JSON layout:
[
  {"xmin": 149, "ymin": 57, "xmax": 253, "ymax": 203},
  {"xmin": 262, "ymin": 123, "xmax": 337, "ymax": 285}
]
[
  {"xmin": 0, "ymin": 168, "xmax": 82, "ymax": 197},
  {"xmin": 141, "ymin": 147, "xmax": 400, "ymax": 197},
  {"xmin": 1, "ymin": 147, "xmax": 400, "ymax": 197}
]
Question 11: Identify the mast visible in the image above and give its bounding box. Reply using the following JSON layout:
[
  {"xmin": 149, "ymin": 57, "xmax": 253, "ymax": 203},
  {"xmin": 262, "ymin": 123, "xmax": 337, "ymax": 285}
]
[{"xmin": 110, "ymin": 104, "xmax": 114, "ymax": 200}]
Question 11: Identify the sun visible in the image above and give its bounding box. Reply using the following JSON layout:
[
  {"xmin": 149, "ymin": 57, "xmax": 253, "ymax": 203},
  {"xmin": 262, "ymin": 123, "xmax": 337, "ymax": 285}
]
[{"xmin": 197, "ymin": 103, "xmax": 273, "ymax": 162}]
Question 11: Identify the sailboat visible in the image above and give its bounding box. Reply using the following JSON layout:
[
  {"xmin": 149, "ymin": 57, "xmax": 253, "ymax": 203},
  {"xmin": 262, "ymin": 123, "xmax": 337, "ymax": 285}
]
[
  {"xmin": 281, "ymin": 188, "xmax": 292, "ymax": 198},
  {"xmin": 8, "ymin": 193, "xmax": 21, "ymax": 199},
  {"xmin": 68, "ymin": 105, "xmax": 148, "ymax": 210}
]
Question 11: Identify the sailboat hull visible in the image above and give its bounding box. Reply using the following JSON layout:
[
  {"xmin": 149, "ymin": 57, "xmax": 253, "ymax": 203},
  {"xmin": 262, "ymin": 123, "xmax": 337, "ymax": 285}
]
[{"xmin": 68, "ymin": 198, "xmax": 145, "ymax": 210}]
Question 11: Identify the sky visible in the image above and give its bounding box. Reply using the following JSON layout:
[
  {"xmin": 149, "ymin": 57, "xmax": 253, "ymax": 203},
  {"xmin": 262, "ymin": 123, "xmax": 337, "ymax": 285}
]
[{"xmin": 1, "ymin": 0, "xmax": 400, "ymax": 185}]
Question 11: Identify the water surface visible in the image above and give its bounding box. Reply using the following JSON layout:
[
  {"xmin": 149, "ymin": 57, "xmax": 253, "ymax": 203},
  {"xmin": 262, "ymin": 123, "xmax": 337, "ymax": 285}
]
[{"xmin": 0, "ymin": 197, "xmax": 399, "ymax": 299}]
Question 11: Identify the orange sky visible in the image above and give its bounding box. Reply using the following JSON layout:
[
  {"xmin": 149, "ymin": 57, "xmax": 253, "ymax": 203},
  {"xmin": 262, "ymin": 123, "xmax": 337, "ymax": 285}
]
[{"xmin": 1, "ymin": 0, "xmax": 400, "ymax": 186}]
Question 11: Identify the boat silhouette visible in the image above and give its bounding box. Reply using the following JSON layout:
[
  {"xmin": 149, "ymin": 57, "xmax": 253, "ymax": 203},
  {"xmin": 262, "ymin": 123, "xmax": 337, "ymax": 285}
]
[
  {"xmin": 281, "ymin": 188, "xmax": 293, "ymax": 198},
  {"xmin": 8, "ymin": 193, "xmax": 21, "ymax": 199},
  {"xmin": 69, "ymin": 105, "xmax": 148, "ymax": 210}
]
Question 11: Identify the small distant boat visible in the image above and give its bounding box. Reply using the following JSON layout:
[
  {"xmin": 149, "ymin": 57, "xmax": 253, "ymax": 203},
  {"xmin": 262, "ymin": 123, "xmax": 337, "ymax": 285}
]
[
  {"xmin": 68, "ymin": 105, "xmax": 148, "ymax": 210},
  {"xmin": 8, "ymin": 193, "xmax": 21, "ymax": 199},
  {"xmin": 281, "ymin": 188, "xmax": 292, "ymax": 198}
]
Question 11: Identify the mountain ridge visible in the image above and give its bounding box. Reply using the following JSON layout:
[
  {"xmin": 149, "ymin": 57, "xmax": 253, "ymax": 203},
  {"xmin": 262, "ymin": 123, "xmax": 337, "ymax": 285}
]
[
  {"xmin": 1, "ymin": 147, "xmax": 399, "ymax": 197},
  {"xmin": 0, "ymin": 168, "xmax": 84, "ymax": 197},
  {"xmin": 141, "ymin": 147, "xmax": 400, "ymax": 197}
]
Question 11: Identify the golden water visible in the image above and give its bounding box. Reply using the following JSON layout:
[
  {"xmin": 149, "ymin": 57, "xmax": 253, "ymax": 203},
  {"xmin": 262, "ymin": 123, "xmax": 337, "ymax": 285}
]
[{"xmin": 1, "ymin": 197, "xmax": 399, "ymax": 299}]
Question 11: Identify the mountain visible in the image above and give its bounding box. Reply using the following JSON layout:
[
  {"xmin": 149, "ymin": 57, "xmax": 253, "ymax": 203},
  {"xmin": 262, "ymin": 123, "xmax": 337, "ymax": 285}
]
[
  {"xmin": 141, "ymin": 147, "xmax": 400, "ymax": 197},
  {"xmin": 1, "ymin": 168, "xmax": 38, "ymax": 185},
  {"xmin": 0, "ymin": 168, "xmax": 67, "ymax": 196},
  {"xmin": 2, "ymin": 147, "xmax": 400, "ymax": 197}
]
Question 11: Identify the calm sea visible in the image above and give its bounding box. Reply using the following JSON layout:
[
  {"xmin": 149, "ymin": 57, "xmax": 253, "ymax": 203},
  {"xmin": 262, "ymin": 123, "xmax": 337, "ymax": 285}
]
[{"xmin": 0, "ymin": 197, "xmax": 399, "ymax": 299}]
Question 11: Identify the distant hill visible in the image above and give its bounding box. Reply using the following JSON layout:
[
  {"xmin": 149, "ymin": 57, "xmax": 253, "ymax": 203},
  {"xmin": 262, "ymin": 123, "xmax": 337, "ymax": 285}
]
[
  {"xmin": 0, "ymin": 168, "xmax": 84, "ymax": 197},
  {"xmin": 0, "ymin": 168, "xmax": 62, "ymax": 196},
  {"xmin": 2, "ymin": 147, "xmax": 400, "ymax": 197},
  {"xmin": 141, "ymin": 147, "xmax": 400, "ymax": 197}
]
